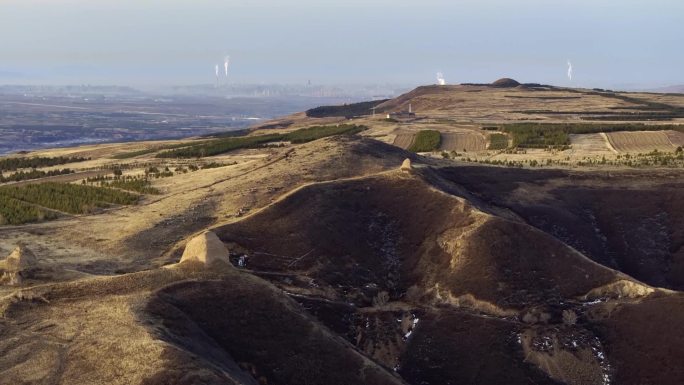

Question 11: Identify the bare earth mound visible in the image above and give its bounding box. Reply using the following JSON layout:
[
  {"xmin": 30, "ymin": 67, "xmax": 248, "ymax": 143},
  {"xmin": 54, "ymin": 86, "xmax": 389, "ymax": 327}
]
[
  {"xmin": 179, "ymin": 231, "xmax": 231, "ymax": 266},
  {"xmin": 0, "ymin": 246, "xmax": 38, "ymax": 285},
  {"xmin": 492, "ymin": 78, "xmax": 521, "ymax": 87}
]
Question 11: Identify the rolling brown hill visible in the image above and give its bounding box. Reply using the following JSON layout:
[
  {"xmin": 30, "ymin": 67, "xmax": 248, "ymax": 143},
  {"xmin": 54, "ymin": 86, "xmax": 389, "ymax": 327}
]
[
  {"xmin": 209, "ymin": 165, "xmax": 682, "ymax": 385},
  {"xmin": 434, "ymin": 165, "xmax": 684, "ymax": 290},
  {"xmin": 1, "ymin": 85, "xmax": 684, "ymax": 384}
]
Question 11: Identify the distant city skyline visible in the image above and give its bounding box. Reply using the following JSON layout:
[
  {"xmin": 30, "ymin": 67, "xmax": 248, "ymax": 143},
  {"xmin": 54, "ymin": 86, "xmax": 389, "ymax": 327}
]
[{"xmin": 1, "ymin": 0, "xmax": 682, "ymax": 90}]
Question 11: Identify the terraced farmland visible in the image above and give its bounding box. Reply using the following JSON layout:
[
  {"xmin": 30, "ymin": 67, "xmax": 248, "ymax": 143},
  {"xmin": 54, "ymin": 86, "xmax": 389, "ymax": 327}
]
[
  {"xmin": 569, "ymin": 133, "xmax": 616, "ymax": 154},
  {"xmin": 440, "ymin": 132, "xmax": 487, "ymax": 152},
  {"xmin": 606, "ymin": 131, "xmax": 680, "ymax": 153},
  {"xmin": 666, "ymin": 130, "xmax": 684, "ymax": 148},
  {"xmin": 393, "ymin": 131, "xmax": 416, "ymax": 150}
]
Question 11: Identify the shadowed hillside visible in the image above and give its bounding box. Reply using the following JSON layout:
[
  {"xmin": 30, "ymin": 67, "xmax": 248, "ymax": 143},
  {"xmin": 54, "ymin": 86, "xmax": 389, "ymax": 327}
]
[
  {"xmin": 0, "ymin": 131, "xmax": 683, "ymax": 385},
  {"xmin": 209, "ymin": 168, "xmax": 683, "ymax": 385},
  {"xmin": 434, "ymin": 165, "xmax": 684, "ymax": 290}
]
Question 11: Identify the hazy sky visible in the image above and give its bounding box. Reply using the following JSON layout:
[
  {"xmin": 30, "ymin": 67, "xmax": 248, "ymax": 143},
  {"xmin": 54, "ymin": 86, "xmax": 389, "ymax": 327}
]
[{"xmin": 1, "ymin": 0, "xmax": 682, "ymax": 89}]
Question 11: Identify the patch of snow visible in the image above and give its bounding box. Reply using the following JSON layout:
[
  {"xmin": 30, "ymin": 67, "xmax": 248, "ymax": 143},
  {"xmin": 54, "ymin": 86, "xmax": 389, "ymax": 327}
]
[
  {"xmin": 402, "ymin": 314, "xmax": 420, "ymax": 341},
  {"xmin": 582, "ymin": 298, "xmax": 607, "ymax": 306}
]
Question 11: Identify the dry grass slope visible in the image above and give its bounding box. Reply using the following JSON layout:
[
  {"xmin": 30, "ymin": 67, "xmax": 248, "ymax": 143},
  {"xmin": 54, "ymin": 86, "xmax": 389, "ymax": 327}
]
[
  {"xmin": 1, "ymin": 81, "xmax": 684, "ymax": 385},
  {"xmin": 606, "ymin": 130, "xmax": 679, "ymax": 153}
]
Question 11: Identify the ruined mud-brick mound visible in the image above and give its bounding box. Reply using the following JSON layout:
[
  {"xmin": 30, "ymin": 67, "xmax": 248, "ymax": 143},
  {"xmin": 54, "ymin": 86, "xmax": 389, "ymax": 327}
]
[
  {"xmin": 400, "ymin": 158, "xmax": 412, "ymax": 172},
  {"xmin": 180, "ymin": 231, "xmax": 231, "ymax": 266},
  {"xmin": 0, "ymin": 246, "xmax": 39, "ymax": 285},
  {"xmin": 492, "ymin": 78, "xmax": 520, "ymax": 88},
  {"xmin": 0, "ymin": 246, "xmax": 38, "ymax": 273}
]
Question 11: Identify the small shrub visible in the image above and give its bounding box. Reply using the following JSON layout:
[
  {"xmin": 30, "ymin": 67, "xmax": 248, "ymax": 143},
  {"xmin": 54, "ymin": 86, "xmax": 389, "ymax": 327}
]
[
  {"xmin": 373, "ymin": 291, "xmax": 390, "ymax": 307},
  {"xmin": 562, "ymin": 310, "xmax": 578, "ymax": 325}
]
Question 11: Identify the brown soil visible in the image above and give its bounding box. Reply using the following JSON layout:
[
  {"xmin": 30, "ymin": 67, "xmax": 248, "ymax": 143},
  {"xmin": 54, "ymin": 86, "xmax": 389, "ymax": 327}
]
[
  {"xmin": 392, "ymin": 131, "xmax": 415, "ymax": 150},
  {"xmin": 146, "ymin": 276, "xmax": 406, "ymax": 385},
  {"xmin": 206, "ymin": 166, "xmax": 681, "ymax": 385},
  {"xmin": 666, "ymin": 130, "xmax": 684, "ymax": 147},
  {"xmin": 569, "ymin": 133, "xmax": 616, "ymax": 155},
  {"xmin": 215, "ymin": 172, "xmax": 624, "ymax": 310},
  {"xmin": 606, "ymin": 131, "xmax": 679, "ymax": 153},
  {"xmin": 0, "ymin": 138, "xmax": 682, "ymax": 384},
  {"xmin": 435, "ymin": 165, "xmax": 684, "ymax": 290},
  {"xmin": 439, "ymin": 132, "xmax": 487, "ymax": 152},
  {"xmin": 587, "ymin": 293, "xmax": 684, "ymax": 385},
  {"xmin": 2, "ymin": 82, "xmax": 684, "ymax": 384}
]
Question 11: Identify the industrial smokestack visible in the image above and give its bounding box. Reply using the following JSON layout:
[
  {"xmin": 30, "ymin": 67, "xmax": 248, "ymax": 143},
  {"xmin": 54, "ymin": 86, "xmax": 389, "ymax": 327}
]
[
  {"xmin": 437, "ymin": 72, "xmax": 446, "ymax": 86},
  {"xmin": 224, "ymin": 56, "xmax": 230, "ymax": 78}
]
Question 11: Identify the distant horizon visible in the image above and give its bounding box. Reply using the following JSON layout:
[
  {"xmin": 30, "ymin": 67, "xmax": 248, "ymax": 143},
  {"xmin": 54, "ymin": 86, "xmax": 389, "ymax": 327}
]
[
  {"xmin": 2, "ymin": 0, "xmax": 682, "ymax": 90},
  {"xmin": 1, "ymin": 80, "xmax": 682, "ymax": 94}
]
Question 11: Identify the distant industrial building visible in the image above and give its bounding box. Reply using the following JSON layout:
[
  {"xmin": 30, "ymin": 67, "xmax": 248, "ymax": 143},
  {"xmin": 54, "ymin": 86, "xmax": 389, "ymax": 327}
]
[{"xmin": 386, "ymin": 104, "xmax": 416, "ymax": 119}]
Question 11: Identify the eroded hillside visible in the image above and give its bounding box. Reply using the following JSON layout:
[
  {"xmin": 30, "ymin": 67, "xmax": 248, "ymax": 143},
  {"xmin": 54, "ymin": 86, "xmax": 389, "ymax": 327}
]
[
  {"xmin": 1, "ymin": 84, "xmax": 684, "ymax": 385},
  {"xmin": 1, "ymin": 136, "xmax": 683, "ymax": 385}
]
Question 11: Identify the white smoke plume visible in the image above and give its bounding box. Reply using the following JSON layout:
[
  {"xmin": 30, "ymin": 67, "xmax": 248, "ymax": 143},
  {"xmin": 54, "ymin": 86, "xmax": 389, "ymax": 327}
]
[
  {"xmin": 567, "ymin": 60, "xmax": 573, "ymax": 81},
  {"xmin": 215, "ymin": 64, "xmax": 220, "ymax": 86},
  {"xmin": 437, "ymin": 72, "xmax": 446, "ymax": 86},
  {"xmin": 224, "ymin": 56, "xmax": 230, "ymax": 78}
]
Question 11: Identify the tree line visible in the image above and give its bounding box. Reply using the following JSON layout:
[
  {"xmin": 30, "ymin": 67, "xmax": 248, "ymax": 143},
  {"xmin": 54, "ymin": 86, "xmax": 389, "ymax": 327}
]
[
  {"xmin": 156, "ymin": 124, "xmax": 367, "ymax": 158},
  {"xmin": 0, "ymin": 196, "xmax": 58, "ymax": 225},
  {"xmin": 0, "ymin": 168, "xmax": 74, "ymax": 183},
  {"xmin": 85, "ymin": 174, "xmax": 160, "ymax": 194},
  {"xmin": 305, "ymin": 100, "xmax": 389, "ymax": 118},
  {"xmin": 488, "ymin": 134, "xmax": 509, "ymax": 150},
  {"xmin": 0, "ymin": 182, "xmax": 140, "ymax": 225},
  {"xmin": 0, "ymin": 156, "xmax": 88, "ymax": 171},
  {"xmin": 499, "ymin": 123, "xmax": 684, "ymax": 149}
]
